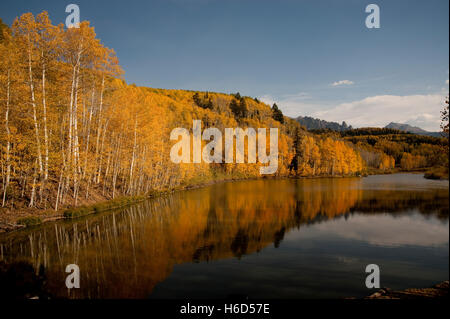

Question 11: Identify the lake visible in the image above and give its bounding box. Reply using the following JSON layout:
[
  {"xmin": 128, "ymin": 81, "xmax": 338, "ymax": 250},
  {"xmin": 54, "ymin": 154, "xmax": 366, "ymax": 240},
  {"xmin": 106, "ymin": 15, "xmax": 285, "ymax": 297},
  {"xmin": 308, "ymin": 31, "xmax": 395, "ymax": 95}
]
[{"xmin": 0, "ymin": 173, "xmax": 448, "ymax": 299}]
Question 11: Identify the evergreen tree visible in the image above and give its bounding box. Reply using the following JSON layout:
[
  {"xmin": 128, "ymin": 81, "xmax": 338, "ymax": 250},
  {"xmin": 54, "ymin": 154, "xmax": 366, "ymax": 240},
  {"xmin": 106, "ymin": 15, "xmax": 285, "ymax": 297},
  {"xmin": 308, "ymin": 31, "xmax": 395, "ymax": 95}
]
[
  {"xmin": 289, "ymin": 128, "xmax": 306, "ymax": 173},
  {"xmin": 230, "ymin": 97, "xmax": 248, "ymax": 120},
  {"xmin": 272, "ymin": 103, "xmax": 284, "ymax": 123},
  {"xmin": 193, "ymin": 92, "xmax": 214, "ymax": 110},
  {"xmin": 0, "ymin": 18, "xmax": 10, "ymax": 43},
  {"xmin": 230, "ymin": 99, "xmax": 240, "ymax": 119},
  {"xmin": 205, "ymin": 97, "xmax": 213, "ymax": 110},
  {"xmin": 193, "ymin": 92, "xmax": 201, "ymax": 106}
]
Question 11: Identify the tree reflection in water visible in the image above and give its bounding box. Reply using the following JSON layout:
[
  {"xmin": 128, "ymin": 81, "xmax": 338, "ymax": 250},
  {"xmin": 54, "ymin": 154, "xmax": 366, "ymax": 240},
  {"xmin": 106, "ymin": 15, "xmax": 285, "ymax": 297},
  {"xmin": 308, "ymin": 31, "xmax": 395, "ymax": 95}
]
[{"xmin": 0, "ymin": 174, "xmax": 448, "ymax": 298}]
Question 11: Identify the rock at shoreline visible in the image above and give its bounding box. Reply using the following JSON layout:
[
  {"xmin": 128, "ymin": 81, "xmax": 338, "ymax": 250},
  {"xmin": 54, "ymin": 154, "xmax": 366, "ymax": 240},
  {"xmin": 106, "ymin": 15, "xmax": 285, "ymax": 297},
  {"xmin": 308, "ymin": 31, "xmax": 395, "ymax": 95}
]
[{"xmin": 365, "ymin": 281, "xmax": 449, "ymax": 299}]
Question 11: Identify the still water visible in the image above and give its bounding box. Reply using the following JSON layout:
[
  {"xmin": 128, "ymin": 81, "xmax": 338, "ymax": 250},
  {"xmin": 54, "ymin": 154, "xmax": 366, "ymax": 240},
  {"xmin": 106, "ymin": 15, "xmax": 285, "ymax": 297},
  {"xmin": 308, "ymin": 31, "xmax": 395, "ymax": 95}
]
[{"xmin": 0, "ymin": 173, "xmax": 448, "ymax": 299}]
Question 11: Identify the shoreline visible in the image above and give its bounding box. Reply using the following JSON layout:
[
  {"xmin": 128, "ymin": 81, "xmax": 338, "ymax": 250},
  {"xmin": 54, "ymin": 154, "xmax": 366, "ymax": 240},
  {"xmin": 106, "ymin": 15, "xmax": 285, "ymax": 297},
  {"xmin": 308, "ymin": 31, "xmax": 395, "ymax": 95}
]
[
  {"xmin": 0, "ymin": 170, "xmax": 441, "ymax": 234},
  {"xmin": 363, "ymin": 281, "xmax": 449, "ymax": 299}
]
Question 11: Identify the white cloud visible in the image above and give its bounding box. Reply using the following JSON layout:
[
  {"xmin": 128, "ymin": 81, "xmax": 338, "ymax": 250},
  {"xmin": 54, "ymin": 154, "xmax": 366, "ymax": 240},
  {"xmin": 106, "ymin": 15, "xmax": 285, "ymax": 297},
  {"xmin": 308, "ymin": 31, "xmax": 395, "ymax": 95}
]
[
  {"xmin": 260, "ymin": 92, "xmax": 310, "ymax": 106},
  {"xmin": 260, "ymin": 92, "xmax": 446, "ymax": 131},
  {"xmin": 260, "ymin": 94, "xmax": 320, "ymax": 117},
  {"xmin": 259, "ymin": 94, "xmax": 276, "ymax": 106},
  {"xmin": 331, "ymin": 80, "xmax": 354, "ymax": 87},
  {"xmin": 315, "ymin": 94, "xmax": 445, "ymax": 131},
  {"xmin": 292, "ymin": 213, "xmax": 449, "ymax": 247},
  {"xmin": 281, "ymin": 92, "xmax": 311, "ymax": 100}
]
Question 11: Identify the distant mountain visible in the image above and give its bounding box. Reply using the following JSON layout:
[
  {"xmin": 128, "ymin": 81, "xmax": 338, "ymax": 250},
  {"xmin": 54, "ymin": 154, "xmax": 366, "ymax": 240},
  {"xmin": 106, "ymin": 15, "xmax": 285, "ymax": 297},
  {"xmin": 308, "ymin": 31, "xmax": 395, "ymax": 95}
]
[
  {"xmin": 385, "ymin": 122, "xmax": 441, "ymax": 137},
  {"xmin": 296, "ymin": 116, "xmax": 352, "ymax": 131},
  {"xmin": 295, "ymin": 116, "xmax": 443, "ymax": 137}
]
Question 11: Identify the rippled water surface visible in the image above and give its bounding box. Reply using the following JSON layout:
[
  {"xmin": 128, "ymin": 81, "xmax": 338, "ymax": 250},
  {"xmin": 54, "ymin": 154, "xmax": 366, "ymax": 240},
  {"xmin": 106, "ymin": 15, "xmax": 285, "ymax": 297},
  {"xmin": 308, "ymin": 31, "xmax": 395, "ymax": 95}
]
[{"xmin": 0, "ymin": 173, "xmax": 448, "ymax": 298}]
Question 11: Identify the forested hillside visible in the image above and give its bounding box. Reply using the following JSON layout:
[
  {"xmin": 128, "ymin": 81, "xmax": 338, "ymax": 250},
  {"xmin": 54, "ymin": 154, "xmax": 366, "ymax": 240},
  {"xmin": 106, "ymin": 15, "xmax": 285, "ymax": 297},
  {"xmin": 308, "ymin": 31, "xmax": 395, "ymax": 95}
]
[
  {"xmin": 0, "ymin": 12, "xmax": 369, "ymax": 212},
  {"xmin": 310, "ymin": 127, "xmax": 448, "ymax": 173}
]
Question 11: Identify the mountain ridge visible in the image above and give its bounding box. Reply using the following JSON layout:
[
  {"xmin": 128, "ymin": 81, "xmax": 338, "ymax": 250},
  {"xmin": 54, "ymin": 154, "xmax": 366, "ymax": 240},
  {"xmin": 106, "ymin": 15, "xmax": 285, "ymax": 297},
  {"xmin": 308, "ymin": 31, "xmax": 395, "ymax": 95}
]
[
  {"xmin": 296, "ymin": 116, "xmax": 352, "ymax": 131},
  {"xmin": 294, "ymin": 116, "xmax": 441, "ymax": 137},
  {"xmin": 384, "ymin": 122, "xmax": 441, "ymax": 137}
]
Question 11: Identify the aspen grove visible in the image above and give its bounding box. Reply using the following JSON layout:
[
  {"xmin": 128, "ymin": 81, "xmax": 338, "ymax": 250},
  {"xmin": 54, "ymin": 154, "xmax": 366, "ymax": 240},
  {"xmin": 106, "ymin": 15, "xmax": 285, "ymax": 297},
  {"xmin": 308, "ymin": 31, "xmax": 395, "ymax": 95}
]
[{"xmin": 0, "ymin": 12, "xmax": 372, "ymax": 211}]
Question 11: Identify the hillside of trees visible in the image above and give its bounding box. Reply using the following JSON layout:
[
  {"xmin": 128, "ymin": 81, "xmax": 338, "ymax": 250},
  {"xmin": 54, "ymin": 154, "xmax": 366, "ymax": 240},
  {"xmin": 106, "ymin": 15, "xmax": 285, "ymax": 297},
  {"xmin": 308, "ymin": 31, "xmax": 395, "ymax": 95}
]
[
  {"xmin": 0, "ymin": 12, "xmax": 447, "ymax": 216},
  {"xmin": 0, "ymin": 12, "xmax": 370, "ymax": 213},
  {"xmin": 310, "ymin": 127, "xmax": 448, "ymax": 173}
]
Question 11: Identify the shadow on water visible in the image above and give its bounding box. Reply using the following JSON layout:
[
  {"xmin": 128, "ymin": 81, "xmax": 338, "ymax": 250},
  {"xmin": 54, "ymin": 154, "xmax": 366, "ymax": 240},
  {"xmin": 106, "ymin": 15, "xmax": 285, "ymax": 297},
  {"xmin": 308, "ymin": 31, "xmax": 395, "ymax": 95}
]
[
  {"xmin": 0, "ymin": 261, "xmax": 50, "ymax": 299},
  {"xmin": 0, "ymin": 174, "xmax": 448, "ymax": 298}
]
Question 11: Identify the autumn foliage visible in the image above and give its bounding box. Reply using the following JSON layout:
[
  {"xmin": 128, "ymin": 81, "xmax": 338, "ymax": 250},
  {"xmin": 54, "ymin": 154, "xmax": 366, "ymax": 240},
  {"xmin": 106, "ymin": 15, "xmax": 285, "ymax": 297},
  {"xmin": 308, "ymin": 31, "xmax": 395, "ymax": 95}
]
[{"xmin": 0, "ymin": 12, "xmax": 444, "ymax": 212}]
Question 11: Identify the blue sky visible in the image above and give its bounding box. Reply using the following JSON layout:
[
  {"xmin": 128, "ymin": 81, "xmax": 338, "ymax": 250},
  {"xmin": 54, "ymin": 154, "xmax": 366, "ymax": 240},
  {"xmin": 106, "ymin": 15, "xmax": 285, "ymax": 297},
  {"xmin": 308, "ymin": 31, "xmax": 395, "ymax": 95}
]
[{"xmin": 1, "ymin": 0, "xmax": 448, "ymax": 130}]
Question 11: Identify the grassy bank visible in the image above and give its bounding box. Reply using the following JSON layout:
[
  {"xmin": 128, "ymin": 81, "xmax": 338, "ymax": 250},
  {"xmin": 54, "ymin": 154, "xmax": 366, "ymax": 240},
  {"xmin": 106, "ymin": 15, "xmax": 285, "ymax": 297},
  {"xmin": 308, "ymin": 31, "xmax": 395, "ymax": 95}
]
[
  {"xmin": 8, "ymin": 196, "xmax": 149, "ymax": 231},
  {"xmin": 62, "ymin": 195, "xmax": 148, "ymax": 219},
  {"xmin": 0, "ymin": 192, "xmax": 167, "ymax": 233},
  {"xmin": 424, "ymin": 166, "xmax": 449, "ymax": 180}
]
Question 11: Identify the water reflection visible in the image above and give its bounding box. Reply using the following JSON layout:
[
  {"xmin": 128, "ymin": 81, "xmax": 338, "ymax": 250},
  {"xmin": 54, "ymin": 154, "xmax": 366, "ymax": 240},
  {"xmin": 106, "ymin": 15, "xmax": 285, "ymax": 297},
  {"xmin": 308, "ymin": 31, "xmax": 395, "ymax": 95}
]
[{"xmin": 0, "ymin": 174, "xmax": 448, "ymax": 298}]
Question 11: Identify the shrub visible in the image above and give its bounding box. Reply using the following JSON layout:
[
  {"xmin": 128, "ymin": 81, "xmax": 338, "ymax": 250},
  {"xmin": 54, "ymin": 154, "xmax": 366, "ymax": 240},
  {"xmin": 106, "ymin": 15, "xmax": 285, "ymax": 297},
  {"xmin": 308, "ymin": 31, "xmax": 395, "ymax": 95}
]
[
  {"xmin": 63, "ymin": 206, "xmax": 91, "ymax": 218},
  {"xmin": 63, "ymin": 196, "xmax": 146, "ymax": 219},
  {"xmin": 17, "ymin": 216, "xmax": 42, "ymax": 227}
]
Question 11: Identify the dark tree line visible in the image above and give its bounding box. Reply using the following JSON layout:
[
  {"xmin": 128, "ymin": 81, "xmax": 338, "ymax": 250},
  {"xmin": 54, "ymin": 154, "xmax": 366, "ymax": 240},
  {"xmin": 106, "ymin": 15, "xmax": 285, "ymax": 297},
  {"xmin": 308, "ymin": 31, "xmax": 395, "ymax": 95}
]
[
  {"xmin": 229, "ymin": 93, "xmax": 248, "ymax": 120},
  {"xmin": 272, "ymin": 103, "xmax": 284, "ymax": 124},
  {"xmin": 193, "ymin": 92, "xmax": 213, "ymax": 110}
]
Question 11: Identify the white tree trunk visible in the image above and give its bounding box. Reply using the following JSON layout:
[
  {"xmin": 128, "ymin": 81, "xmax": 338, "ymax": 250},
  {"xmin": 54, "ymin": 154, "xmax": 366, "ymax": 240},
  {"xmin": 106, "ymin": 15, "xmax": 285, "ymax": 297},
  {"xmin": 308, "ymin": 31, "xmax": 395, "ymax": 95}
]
[{"xmin": 2, "ymin": 70, "xmax": 11, "ymax": 207}]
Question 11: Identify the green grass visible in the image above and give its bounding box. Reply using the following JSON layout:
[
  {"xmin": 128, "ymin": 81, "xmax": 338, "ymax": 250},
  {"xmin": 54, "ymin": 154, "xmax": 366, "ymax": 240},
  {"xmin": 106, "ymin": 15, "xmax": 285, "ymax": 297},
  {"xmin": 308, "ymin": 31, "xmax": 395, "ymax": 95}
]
[
  {"xmin": 63, "ymin": 195, "xmax": 146, "ymax": 219},
  {"xmin": 17, "ymin": 216, "xmax": 42, "ymax": 227},
  {"xmin": 424, "ymin": 166, "xmax": 449, "ymax": 180}
]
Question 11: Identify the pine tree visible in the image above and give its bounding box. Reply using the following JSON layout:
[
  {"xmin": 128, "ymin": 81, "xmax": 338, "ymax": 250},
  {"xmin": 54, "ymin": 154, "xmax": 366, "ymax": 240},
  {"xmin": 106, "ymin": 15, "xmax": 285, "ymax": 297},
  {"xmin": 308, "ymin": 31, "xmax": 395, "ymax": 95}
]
[
  {"xmin": 272, "ymin": 103, "xmax": 284, "ymax": 124},
  {"xmin": 0, "ymin": 18, "xmax": 10, "ymax": 43}
]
